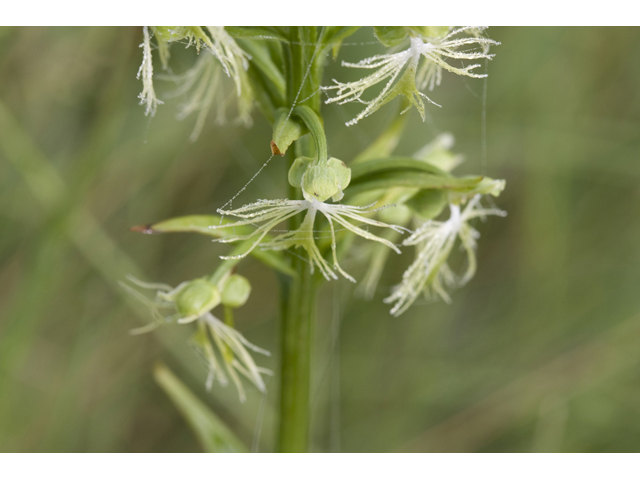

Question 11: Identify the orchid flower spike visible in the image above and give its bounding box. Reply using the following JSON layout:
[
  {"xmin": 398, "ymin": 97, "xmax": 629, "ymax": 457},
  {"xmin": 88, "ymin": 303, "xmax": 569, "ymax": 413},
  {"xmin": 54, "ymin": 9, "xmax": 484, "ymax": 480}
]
[
  {"xmin": 210, "ymin": 157, "xmax": 409, "ymax": 282},
  {"xmin": 121, "ymin": 275, "xmax": 270, "ymax": 402},
  {"xmin": 323, "ymin": 27, "xmax": 499, "ymax": 126},
  {"xmin": 384, "ymin": 194, "xmax": 506, "ymax": 316}
]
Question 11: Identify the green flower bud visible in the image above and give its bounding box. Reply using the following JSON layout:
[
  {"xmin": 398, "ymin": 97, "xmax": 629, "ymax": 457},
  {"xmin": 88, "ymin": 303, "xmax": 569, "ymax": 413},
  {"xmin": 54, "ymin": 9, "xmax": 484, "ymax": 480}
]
[
  {"xmin": 175, "ymin": 278, "xmax": 221, "ymax": 318},
  {"xmin": 302, "ymin": 166, "xmax": 339, "ymax": 202},
  {"xmin": 291, "ymin": 156, "xmax": 352, "ymax": 202},
  {"xmin": 288, "ymin": 156, "xmax": 314, "ymax": 189},
  {"xmin": 221, "ymin": 274, "xmax": 252, "ymax": 308}
]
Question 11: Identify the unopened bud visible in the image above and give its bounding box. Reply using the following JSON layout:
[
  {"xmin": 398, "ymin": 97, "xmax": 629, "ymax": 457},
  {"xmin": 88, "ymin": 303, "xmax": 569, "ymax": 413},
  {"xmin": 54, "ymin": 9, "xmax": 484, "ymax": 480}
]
[
  {"xmin": 302, "ymin": 166, "xmax": 339, "ymax": 202},
  {"xmin": 175, "ymin": 279, "xmax": 221, "ymax": 318},
  {"xmin": 221, "ymin": 274, "xmax": 252, "ymax": 308}
]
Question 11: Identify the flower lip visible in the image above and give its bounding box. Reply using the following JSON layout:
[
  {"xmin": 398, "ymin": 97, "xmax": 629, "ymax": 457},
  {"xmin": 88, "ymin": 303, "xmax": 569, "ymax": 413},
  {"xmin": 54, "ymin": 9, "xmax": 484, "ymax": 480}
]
[
  {"xmin": 210, "ymin": 198, "xmax": 410, "ymax": 282},
  {"xmin": 385, "ymin": 194, "xmax": 506, "ymax": 316},
  {"xmin": 122, "ymin": 275, "xmax": 270, "ymax": 402},
  {"xmin": 322, "ymin": 26, "xmax": 499, "ymax": 126}
]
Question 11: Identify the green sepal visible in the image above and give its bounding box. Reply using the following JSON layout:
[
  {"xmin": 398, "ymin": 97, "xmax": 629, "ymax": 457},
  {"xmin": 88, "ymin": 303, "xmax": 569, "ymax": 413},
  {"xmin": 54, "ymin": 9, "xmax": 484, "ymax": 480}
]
[
  {"xmin": 374, "ymin": 26, "xmax": 409, "ymax": 47},
  {"xmin": 153, "ymin": 363, "xmax": 248, "ymax": 453},
  {"xmin": 405, "ymin": 189, "xmax": 448, "ymax": 220},
  {"xmin": 288, "ymin": 156, "xmax": 313, "ymax": 188},
  {"xmin": 224, "ymin": 26, "xmax": 288, "ymax": 43},
  {"xmin": 377, "ymin": 59, "xmax": 424, "ymax": 119},
  {"xmin": 221, "ymin": 274, "xmax": 252, "ymax": 308},
  {"xmin": 452, "ymin": 177, "xmax": 506, "ymax": 199},
  {"xmin": 327, "ymin": 157, "xmax": 351, "ymax": 201},
  {"xmin": 272, "ymin": 107, "xmax": 306, "ymax": 156}
]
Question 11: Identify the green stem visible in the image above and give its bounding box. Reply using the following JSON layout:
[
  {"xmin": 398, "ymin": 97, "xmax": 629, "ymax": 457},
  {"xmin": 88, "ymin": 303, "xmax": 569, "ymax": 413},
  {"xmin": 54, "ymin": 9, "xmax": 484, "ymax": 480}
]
[
  {"xmin": 277, "ymin": 256, "xmax": 317, "ymax": 452},
  {"xmin": 293, "ymin": 105, "xmax": 327, "ymax": 165},
  {"xmin": 223, "ymin": 305, "xmax": 234, "ymax": 328},
  {"xmin": 276, "ymin": 26, "xmax": 324, "ymax": 453}
]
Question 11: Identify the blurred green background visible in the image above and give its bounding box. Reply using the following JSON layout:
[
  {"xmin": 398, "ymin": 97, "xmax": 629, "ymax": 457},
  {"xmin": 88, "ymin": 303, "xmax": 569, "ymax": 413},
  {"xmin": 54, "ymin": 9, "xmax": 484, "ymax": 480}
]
[{"xmin": 1, "ymin": 27, "xmax": 639, "ymax": 452}]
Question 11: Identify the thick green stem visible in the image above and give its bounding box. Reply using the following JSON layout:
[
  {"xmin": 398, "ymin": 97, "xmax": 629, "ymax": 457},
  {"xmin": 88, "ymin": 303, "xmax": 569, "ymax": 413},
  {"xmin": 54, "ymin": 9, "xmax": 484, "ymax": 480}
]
[
  {"xmin": 276, "ymin": 26, "xmax": 324, "ymax": 453},
  {"xmin": 277, "ymin": 257, "xmax": 317, "ymax": 452},
  {"xmin": 277, "ymin": 143, "xmax": 319, "ymax": 451}
]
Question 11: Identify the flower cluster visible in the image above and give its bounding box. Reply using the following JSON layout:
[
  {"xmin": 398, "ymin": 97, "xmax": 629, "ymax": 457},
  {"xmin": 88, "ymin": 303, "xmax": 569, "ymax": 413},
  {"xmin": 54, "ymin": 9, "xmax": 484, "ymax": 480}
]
[
  {"xmin": 211, "ymin": 156, "xmax": 409, "ymax": 282},
  {"xmin": 137, "ymin": 26, "xmax": 252, "ymax": 137},
  {"xmin": 323, "ymin": 27, "xmax": 498, "ymax": 125},
  {"xmin": 122, "ymin": 273, "xmax": 270, "ymax": 402},
  {"xmin": 385, "ymin": 195, "xmax": 506, "ymax": 316}
]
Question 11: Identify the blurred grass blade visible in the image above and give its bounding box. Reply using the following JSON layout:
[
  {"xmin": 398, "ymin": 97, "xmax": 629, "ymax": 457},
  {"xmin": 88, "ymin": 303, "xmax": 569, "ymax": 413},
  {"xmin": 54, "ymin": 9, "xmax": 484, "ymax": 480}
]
[{"xmin": 153, "ymin": 363, "xmax": 248, "ymax": 453}]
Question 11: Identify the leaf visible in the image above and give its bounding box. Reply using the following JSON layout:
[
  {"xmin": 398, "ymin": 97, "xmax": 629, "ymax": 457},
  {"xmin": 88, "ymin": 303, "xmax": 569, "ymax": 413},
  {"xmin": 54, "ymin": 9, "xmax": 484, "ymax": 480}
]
[
  {"xmin": 350, "ymin": 157, "xmax": 452, "ymax": 181},
  {"xmin": 346, "ymin": 171, "xmax": 486, "ymax": 197},
  {"xmin": 154, "ymin": 363, "xmax": 248, "ymax": 453},
  {"xmin": 239, "ymin": 39, "xmax": 286, "ymax": 105},
  {"xmin": 131, "ymin": 215, "xmax": 297, "ymax": 278},
  {"xmin": 131, "ymin": 214, "xmax": 251, "ymax": 237}
]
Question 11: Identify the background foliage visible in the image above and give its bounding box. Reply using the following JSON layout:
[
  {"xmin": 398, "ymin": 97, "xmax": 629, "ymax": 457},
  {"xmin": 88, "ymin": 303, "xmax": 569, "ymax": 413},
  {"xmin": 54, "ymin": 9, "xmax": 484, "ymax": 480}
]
[{"xmin": 1, "ymin": 26, "xmax": 639, "ymax": 452}]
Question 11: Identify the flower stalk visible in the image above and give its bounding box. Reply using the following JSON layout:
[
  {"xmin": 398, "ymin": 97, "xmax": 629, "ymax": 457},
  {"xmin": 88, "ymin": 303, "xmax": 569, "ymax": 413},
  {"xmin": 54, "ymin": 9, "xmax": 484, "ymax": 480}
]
[{"xmin": 277, "ymin": 27, "xmax": 321, "ymax": 452}]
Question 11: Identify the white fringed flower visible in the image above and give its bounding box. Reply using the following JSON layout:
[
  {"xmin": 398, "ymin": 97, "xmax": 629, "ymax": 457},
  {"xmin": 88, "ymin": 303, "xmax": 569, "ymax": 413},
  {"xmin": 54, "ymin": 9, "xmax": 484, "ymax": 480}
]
[
  {"xmin": 162, "ymin": 51, "xmax": 252, "ymax": 141},
  {"xmin": 137, "ymin": 26, "xmax": 252, "ymax": 132},
  {"xmin": 206, "ymin": 27, "xmax": 251, "ymax": 99},
  {"xmin": 137, "ymin": 26, "xmax": 163, "ymax": 116},
  {"xmin": 210, "ymin": 198, "xmax": 408, "ymax": 282},
  {"xmin": 323, "ymin": 27, "xmax": 498, "ymax": 126},
  {"xmin": 384, "ymin": 195, "xmax": 506, "ymax": 316},
  {"xmin": 121, "ymin": 276, "xmax": 270, "ymax": 402},
  {"xmin": 192, "ymin": 312, "xmax": 271, "ymax": 403}
]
